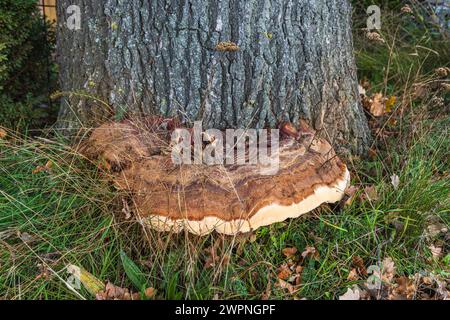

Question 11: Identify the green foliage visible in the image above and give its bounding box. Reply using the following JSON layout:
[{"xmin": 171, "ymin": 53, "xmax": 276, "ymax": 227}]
[
  {"xmin": 0, "ymin": 119, "xmax": 447, "ymax": 299},
  {"xmin": 120, "ymin": 250, "xmax": 148, "ymax": 292},
  {"xmin": 0, "ymin": 0, "xmax": 56, "ymax": 130},
  {"xmin": 0, "ymin": 1, "xmax": 448, "ymax": 301}
]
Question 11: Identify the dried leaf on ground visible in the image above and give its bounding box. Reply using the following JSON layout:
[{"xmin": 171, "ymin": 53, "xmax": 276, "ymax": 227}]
[
  {"xmin": 381, "ymin": 257, "xmax": 396, "ymax": 283},
  {"xmin": 352, "ymin": 256, "xmax": 368, "ymax": 276},
  {"xmin": 144, "ymin": 287, "xmax": 156, "ymax": 299},
  {"xmin": 428, "ymin": 244, "xmax": 443, "ymax": 259},
  {"xmin": 347, "ymin": 268, "xmax": 360, "ymax": 281},
  {"xmin": 412, "ymin": 83, "xmax": 428, "ymax": 99},
  {"xmin": 121, "ymin": 198, "xmax": 132, "ymax": 220},
  {"xmin": 282, "ymin": 247, "xmax": 297, "ymax": 258},
  {"xmin": 0, "ymin": 128, "xmax": 6, "ymax": 139},
  {"xmin": 339, "ymin": 286, "xmax": 361, "ymax": 300},
  {"xmin": 277, "ymin": 279, "xmax": 296, "ymax": 294},
  {"xmin": 96, "ymin": 281, "xmax": 140, "ymax": 300},
  {"xmin": 385, "ymin": 96, "xmax": 396, "ymax": 113},
  {"xmin": 32, "ymin": 160, "xmax": 53, "ymax": 174},
  {"xmin": 366, "ymin": 92, "xmax": 385, "ymax": 116},
  {"xmin": 17, "ymin": 231, "xmax": 36, "ymax": 243},
  {"xmin": 425, "ymin": 222, "xmax": 448, "ymax": 239},
  {"xmin": 301, "ymin": 246, "xmax": 319, "ymax": 259},
  {"xmin": 390, "ymin": 174, "xmax": 400, "ymax": 190},
  {"xmin": 277, "ymin": 264, "xmax": 292, "ymax": 280},
  {"xmin": 275, "ymin": 249, "xmax": 304, "ymax": 295},
  {"xmin": 358, "ymin": 84, "xmax": 366, "ymax": 96},
  {"xmin": 344, "ymin": 185, "xmax": 359, "ymax": 206},
  {"xmin": 362, "ymin": 185, "xmax": 378, "ymax": 202},
  {"xmin": 389, "ymin": 276, "xmax": 416, "ymax": 300},
  {"xmin": 66, "ymin": 264, "xmax": 105, "ymax": 296},
  {"xmin": 362, "ymin": 92, "xmax": 395, "ymax": 116}
]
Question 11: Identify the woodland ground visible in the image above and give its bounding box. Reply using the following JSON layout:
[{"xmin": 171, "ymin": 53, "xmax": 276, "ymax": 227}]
[{"xmin": 0, "ymin": 4, "xmax": 448, "ymax": 300}]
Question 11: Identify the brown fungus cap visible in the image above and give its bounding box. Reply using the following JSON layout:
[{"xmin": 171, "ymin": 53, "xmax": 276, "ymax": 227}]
[{"xmin": 82, "ymin": 117, "xmax": 350, "ymax": 235}]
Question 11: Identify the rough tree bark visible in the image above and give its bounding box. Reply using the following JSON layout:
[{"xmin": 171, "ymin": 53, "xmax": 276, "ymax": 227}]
[{"xmin": 56, "ymin": 0, "xmax": 371, "ymax": 155}]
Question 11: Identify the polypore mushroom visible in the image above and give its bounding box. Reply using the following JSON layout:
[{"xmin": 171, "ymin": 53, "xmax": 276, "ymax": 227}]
[{"xmin": 82, "ymin": 117, "xmax": 350, "ymax": 236}]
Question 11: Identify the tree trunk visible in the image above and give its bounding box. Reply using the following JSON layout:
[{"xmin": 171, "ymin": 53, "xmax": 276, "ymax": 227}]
[{"xmin": 56, "ymin": 0, "xmax": 371, "ymax": 155}]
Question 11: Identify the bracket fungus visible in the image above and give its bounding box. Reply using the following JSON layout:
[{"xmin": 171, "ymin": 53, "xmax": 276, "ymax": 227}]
[{"xmin": 82, "ymin": 117, "xmax": 350, "ymax": 236}]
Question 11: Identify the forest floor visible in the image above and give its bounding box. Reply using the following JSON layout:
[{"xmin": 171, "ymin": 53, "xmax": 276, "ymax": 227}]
[{"xmin": 0, "ymin": 6, "xmax": 448, "ymax": 300}]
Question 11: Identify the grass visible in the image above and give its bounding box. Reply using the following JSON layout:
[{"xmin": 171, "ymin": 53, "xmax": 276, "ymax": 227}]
[
  {"xmin": 0, "ymin": 4, "xmax": 449, "ymax": 300},
  {"xmin": 0, "ymin": 121, "xmax": 448, "ymax": 299}
]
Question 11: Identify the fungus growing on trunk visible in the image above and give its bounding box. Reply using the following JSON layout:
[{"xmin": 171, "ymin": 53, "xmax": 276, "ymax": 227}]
[{"xmin": 82, "ymin": 117, "xmax": 350, "ymax": 235}]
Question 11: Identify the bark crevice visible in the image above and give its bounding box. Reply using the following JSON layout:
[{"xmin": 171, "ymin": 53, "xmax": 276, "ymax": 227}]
[{"xmin": 56, "ymin": 0, "xmax": 371, "ymax": 155}]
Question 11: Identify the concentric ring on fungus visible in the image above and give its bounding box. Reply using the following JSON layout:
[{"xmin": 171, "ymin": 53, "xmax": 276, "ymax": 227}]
[{"xmin": 82, "ymin": 117, "xmax": 350, "ymax": 236}]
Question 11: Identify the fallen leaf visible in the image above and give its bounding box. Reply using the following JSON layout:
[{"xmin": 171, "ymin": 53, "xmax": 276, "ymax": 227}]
[
  {"xmin": 144, "ymin": 287, "xmax": 156, "ymax": 299},
  {"xmin": 32, "ymin": 160, "xmax": 53, "ymax": 174},
  {"xmin": 345, "ymin": 185, "xmax": 359, "ymax": 197},
  {"xmin": 363, "ymin": 185, "xmax": 378, "ymax": 202},
  {"xmin": 67, "ymin": 264, "xmax": 105, "ymax": 296},
  {"xmin": 352, "ymin": 256, "xmax": 368, "ymax": 276},
  {"xmin": 358, "ymin": 84, "xmax": 366, "ymax": 96},
  {"xmin": 95, "ymin": 282, "xmax": 136, "ymax": 300},
  {"xmin": 339, "ymin": 286, "xmax": 361, "ymax": 300},
  {"xmin": 301, "ymin": 246, "xmax": 319, "ymax": 259},
  {"xmin": 122, "ymin": 198, "xmax": 132, "ymax": 220},
  {"xmin": 387, "ymin": 117, "xmax": 398, "ymax": 127},
  {"xmin": 412, "ymin": 83, "xmax": 428, "ymax": 99},
  {"xmin": 385, "ymin": 96, "xmax": 396, "ymax": 113},
  {"xmin": 381, "ymin": 257, "xmax": 395, "ymax": 283},
  {"xmin": 96, "ymin": 281, "xmax": 140, "ymax": 300},
  {"xmin": 347, "ymin": 268, "xmax": 360, "ymax": 281},
  {"xmin": 277, "ymin": 279, "xmax": 296, "ymax": 294},
  {"xmin": 390, "ymin": 174, "xmax": 400, "ymax": 190},
  {"xmin": 363, "ymin": 92, "xmax": 393, "ymax": 117},
  {"xmin": 17, "ymin": 231, "xmax": 36, "ymax": 243},
  {"xmin": 426, "ymin": 223, "xmax": 448, "ymax": 239},
  {"xmin": 429, "ymin": 244, "xmax": 443, "ymax": 259},
  {"xmin": 344, "ymin": 185, "xmax": 359, "ymax": 206},
  {"xmin": 390, "ymin": 276, "xmax": 416, "ymax": 300},
  {"xmin": 277, "ymin": 264, "xmax": 292, "ymax": 280},
  {"xmin": 433, "ymin": 277, "xmax": 449, "ymax": 299},
  {"xmin": 282, "ymin": 247, "xmax": 297, "ymax": 258},
  {"xmin": 369, "ymin": 92, "xmax": 385, "ymax": 116},
  {"xmin": 422, "ymin": 276, "xmax": 433, "ymax": 285},
  {"xmin": 0, "ymin": 128, "xmax": 7, "ymax": 139},
  {"xmin": 45, "ymin": 160, "xmax": 53, "ymax": 169}
]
